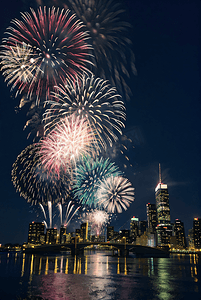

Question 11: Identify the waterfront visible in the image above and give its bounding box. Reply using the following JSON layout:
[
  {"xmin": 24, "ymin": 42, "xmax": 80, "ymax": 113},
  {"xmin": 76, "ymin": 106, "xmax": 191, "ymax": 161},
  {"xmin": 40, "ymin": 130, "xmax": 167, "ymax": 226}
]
[{"xmin": 0, "ymin": 251, "xmax": 200, "ymax": 300}]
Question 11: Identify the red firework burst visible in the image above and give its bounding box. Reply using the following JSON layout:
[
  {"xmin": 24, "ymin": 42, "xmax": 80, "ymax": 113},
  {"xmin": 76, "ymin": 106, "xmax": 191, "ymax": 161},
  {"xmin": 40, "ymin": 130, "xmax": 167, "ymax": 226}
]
[{"xmin": 0, "ymin": 6, "xmax": 93, "ymax": 104}]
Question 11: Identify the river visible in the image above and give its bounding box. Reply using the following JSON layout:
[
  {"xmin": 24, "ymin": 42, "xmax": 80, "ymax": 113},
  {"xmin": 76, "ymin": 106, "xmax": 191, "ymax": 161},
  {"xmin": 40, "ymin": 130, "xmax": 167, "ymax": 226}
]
[{"xmin": 0, "ymin": 250, "xmax": 200, "ymax": 299}]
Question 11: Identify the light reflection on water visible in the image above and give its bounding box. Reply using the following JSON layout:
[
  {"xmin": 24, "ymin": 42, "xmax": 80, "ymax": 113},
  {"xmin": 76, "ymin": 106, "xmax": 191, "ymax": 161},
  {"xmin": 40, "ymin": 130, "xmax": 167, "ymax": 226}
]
[{"xmin": 0, "ymin": 251, "xmax": 200, "ymax": 300}]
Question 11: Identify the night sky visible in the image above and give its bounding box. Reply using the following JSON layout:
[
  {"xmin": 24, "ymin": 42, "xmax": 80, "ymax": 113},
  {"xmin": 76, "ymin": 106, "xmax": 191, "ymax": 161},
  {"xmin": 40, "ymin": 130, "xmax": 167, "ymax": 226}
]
[{"xmin": 0, "ymin": 0, "xmax": 200, "ymax": 245}]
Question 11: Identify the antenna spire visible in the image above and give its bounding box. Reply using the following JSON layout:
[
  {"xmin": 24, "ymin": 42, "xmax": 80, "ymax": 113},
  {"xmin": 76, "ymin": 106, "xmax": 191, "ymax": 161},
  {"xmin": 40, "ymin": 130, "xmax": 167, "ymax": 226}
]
[{"xmin": 159, "ymin": 163, "xmax": 162, "ymax": 183}]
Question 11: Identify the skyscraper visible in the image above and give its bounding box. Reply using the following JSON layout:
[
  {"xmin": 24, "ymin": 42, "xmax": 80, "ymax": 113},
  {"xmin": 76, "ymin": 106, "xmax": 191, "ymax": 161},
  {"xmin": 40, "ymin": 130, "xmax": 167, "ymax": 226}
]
[
  {"xmin": 80, "ymin": 222, "xmax": 88, "ymax": 241},
  {"xmin": 139, "ymin": 220, "xmax": 147, "ymax": 235},
  {"xmin": 107, "ymin": 226, "xmax": 114, "ymax": 241},
  {"xmin": 59, "ymin": 225, "xmax": 66, "ymax": 244},
  {"xmin": 193, "ymin": 218, "xmax": 201, "ymax": 249},
  {"xmin": 174, "ymin": 219, "xmax": 186, "ymax": 249},
  {"xmin": 46, "ymin": 228, "xmax": 57, "ymax": 244},
  {"xmin": 146, "ymin": 203, "xmax": 157, "ymax": 234},
  {"xmin": 130, "ymin": 216, "xmax": 139, "ymax": 242},
  {"xmin": 155, "ymin": 164, "xmax": 172, "ymax": 246},
  {"xmin": 28, "ymin": 222, "xmax": 45, "ymax": 244}
]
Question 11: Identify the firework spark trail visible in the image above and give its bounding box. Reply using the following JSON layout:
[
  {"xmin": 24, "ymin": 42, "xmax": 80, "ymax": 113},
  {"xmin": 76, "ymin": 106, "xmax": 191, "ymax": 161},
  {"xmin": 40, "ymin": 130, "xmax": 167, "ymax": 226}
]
[
  {"xmin": 73, "ymin": 155, "xmax": 122, "ymax": 207},
  {"xmin": 39, "ymin": 203, "xmax": 47, "ymax": 219},
  {"xmin": 66, "ymin": 0, "xmax": 136, "ymax": 101},
  {"xmin": 96, "ymin": 176, "xmax": 134, "ymax": 213},
  {"xmin": 57, "ymin": 202, "xmax": 62, "ymax": 224},
  {"xmin": 11, "ymin": 143, "xmax": 71, "ymax": 205},
  {"xmin": 64, "ymin": 201, "xmax": 74, "ymax": 225},
  {"xmin": 43, "ymin": 75, "xmax": 126, "ymax": 150},
  {"xmin": 43, "ymin": 220, "xmax": 48, "ymax": 229},
  {"xmin": 40, "ymin": 115, "xmax": 97, "ymax": 176},
  {"xmin": 62, "ymin": 200, "xmax": 80, "ymax": 227},
  {"xmin": 48, "ymin": 201, "xmax": 52, "ymax": 228},
  {"xmin": 0, "ymin": 6, "xmax": 93, "ymax": 103},
  {"xmin": 65, "ymin": 206, "xmax": 80, "ymax": 227}
]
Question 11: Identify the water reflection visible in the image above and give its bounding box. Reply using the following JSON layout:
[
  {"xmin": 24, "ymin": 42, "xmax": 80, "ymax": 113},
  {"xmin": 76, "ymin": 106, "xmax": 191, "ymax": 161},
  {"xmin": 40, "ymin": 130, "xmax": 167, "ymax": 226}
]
[
  {"xmin": 156, "ymin": 258, "xmax": 173, "ymax": 300},
  {"xmin": 0, "ymin": 251, "xmax": 200, "ymax": 300},
  {"xmin": 21, "ymin": 252, "xmax": 25, "ymax": 277},
  {"xmin": 85, "ymin": 255, "xmax": 87, "ymax": 275},
  {"xmin": 45, "ymin": 257, "xmax": 48, "ymax": 275},
  {"xmin": 2, "ymin": 251, "xmax": 201, "ymax": 280},
  {"xmin": 29, "ymin": 254, "xmax": 34, "ymax": 283},
  {"xmin": 38, "ymin": 257, "xmax": 42, "ymax": 275},
  {"xmin": 189, "ymin": 253, "xmax": 199, "ymax": 283},
  {"xmin": 65, "ymin": 257, "xmax": 68, "ymax": 274}
]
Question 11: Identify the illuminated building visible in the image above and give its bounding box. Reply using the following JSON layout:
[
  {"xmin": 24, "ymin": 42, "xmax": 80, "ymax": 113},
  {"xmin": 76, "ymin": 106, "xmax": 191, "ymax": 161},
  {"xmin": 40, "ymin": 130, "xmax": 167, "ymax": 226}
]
[
  {"xmin": 155, "ymin": 164, "xmax": 172, "ymax": 246},
  {"xmin": 46, "ymin": 228, "xmax": 57, "ymax": 244},
  {"xmin": 91, "ymin": 235, "xmax": 105, "ymax": 242},
  {"xmin": 66, "ymin": 233, "xmax": 72, "ymax": 243},
  {"xmin": 88, "ymin": 226, "xmax": 91, "ymax": 241},
  {"xmin": 80, "ymin": 222, "xmax": 88, "ymax": 242},
  {"xmin": 193, "ymin": 218, "xmax": 201, "ymax": 249},
  {"xmin": 107, "ymin": 226, "xmax": 114, "ymax": 241},
  {"xmin": 119, "ymin": 229, "xmax": 130, "ymax": 243},
  {"xmin": 139, "ymin": 220, "xmax": 147, "ymax": 235},
  {"xmin": 146, "ymin": 203, "xmax": 157, "ymax": 234},
  {"xmin": 174, "ymin": 219, "xmax": 186, "ymax": 249},
  {"xmin": 28, "ymin": 222, "xmax": 45, "ymax": 244},
  {"xmin": 136, "ymin": 232, "xmax": 148, "ymax": 246},
  {"xmin": 59, "ymin": 226, "xmax": 66, "ymax": 244},
  {"xmin": 147, "ymin": 234, "xmax": 156, "ymax": 247},
  {"xmin": 130, "ymin": 217, "xmax": 139, "ymax": 242},
  {"xmin": 39, "ymin": 234, "xmax": 46, "ymax": 245},
  {"xmin": 76, "ymin": 229, "xmax": 81, "ymax": 236},
  {"xmin": 113, "ymin": 231, "xmax": 120, "ymax": 241},
  {"xmin": 187, "ymin": 228, "xmax": 194, "ymax": 249}
]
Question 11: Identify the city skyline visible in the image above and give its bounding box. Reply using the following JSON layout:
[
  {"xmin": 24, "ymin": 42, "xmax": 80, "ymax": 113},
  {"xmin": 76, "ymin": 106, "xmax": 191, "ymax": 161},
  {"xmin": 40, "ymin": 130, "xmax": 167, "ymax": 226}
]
[
  {"xmin": 1, "ymin": 164, "xmax": 199, "ymax": 247},
  {"xmin": 0, "ymin": 0, "xmax": 200, "ymax": 245}
]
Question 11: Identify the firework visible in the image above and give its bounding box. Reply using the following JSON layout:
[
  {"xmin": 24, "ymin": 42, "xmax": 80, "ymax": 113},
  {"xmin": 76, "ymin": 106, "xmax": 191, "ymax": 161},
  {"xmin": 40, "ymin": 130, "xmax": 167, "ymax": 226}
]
[
  {"xmin": 102, "ymin": 133, "xmax": 135, "ymax": 171},
  {"xmin": 20, "ymin": 100, "xmax": 46, "ymax": 141},
  {"xmin": 48, "ymin": 201, "xmax": 52, "ymax": 228},
  {"xmin": 63, "ymin": 201, "xmax": 80, "ymax": 227},
  {"xmin": 96, "ymin": 176, "xmax": 134, "ymax": 213},
  {"xmin": 40, "ymin": 115, "xmax": 97, "ymax": 175},
  {"xmin": 43, "ymin": 75, "xmax": 126, "ymax": 149},
  {"xmin": 66, "ymin": 0, "xmax": 136, "ymax": 101},
  {"xmin": 0, "ymin": 43, "xmax": 36, "ymax": 88},
  {"xmin": 11, "ymin": 143, "xmax": 71, "ymax": 205},
  {"xmin": 73, "ymin": 156, "xmax": 122, "ymax": 207},
  {"xmin": 82, "ymin": 208, "xmax": 110, "ymax": 236},
  {"xmin": 0, "ymin": 6, "xmax": 93, "ymax": 103},
  {"xmin": 39, "ymin": 203, "xmax": 47, "ymax": 220},
  {"xmin": 55, "ymin": 201, "xmax": 80, "ymax": 227}
]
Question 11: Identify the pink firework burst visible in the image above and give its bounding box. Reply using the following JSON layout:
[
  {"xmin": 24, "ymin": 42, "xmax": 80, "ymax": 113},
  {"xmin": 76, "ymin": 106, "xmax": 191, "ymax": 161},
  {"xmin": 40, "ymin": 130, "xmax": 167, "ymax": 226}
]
[
  {"xmin": 0, "ymin": 6, "xmax": 93, "ymax": 104},
  {"xmin": 83, "ymin": 209, "xmax": 110, "ymax": 236},
  {"xmin": 39, "ymin": 115, "xmax": 97, "ymax": 175}
]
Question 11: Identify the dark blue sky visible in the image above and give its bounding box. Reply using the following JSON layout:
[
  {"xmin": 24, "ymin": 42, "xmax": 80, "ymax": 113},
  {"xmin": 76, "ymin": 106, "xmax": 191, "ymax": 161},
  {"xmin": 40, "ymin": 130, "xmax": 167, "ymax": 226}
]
[{"xmin": 0, "ymin": 0, "xmax": 200, "ymax": 244}]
